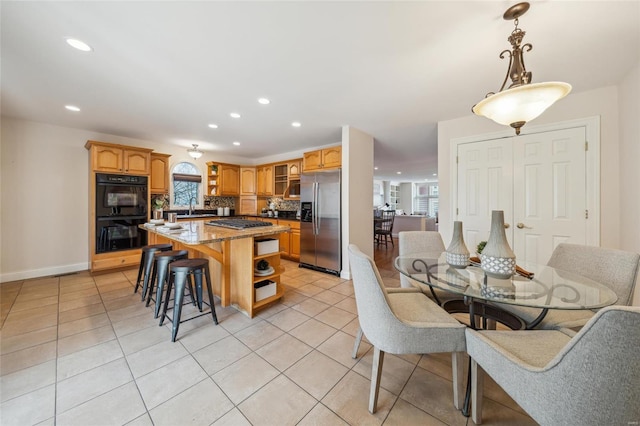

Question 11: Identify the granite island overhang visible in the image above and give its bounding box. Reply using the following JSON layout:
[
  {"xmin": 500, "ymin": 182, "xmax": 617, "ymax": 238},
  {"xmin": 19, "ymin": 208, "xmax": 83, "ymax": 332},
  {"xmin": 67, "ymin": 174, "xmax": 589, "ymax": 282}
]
[{"xmin": 140, "ymin": 220, "xmax": 291, "ymax": 317}]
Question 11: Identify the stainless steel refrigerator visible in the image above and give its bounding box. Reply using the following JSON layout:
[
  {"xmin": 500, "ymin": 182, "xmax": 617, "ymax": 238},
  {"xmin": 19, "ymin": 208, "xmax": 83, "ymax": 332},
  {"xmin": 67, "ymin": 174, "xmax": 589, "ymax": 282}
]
[{"xmin": 300, "ymin": 169, "xmax": 341, "ymax": 275}]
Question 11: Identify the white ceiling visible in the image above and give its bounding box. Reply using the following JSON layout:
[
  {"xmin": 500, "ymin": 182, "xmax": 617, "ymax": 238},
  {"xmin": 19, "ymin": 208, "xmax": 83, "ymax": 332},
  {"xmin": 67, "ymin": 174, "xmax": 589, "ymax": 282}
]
[{"xmin": 2, "ymin": 1, "xmax": 639, "ymax": 182}]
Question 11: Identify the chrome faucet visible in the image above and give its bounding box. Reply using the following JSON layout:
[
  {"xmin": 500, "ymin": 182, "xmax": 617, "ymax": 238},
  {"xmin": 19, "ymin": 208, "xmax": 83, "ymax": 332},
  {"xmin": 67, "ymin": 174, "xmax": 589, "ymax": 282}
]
[{"xmin": 189, "ymin": 197, "xmax": 196, "ymax": 216}]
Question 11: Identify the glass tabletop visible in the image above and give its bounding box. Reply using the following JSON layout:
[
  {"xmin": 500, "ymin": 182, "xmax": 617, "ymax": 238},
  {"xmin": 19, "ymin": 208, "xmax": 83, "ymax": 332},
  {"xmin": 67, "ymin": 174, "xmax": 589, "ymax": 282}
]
[{"xmin": 394, "ymin": 253, "xmax": 618, "ymax": 310}]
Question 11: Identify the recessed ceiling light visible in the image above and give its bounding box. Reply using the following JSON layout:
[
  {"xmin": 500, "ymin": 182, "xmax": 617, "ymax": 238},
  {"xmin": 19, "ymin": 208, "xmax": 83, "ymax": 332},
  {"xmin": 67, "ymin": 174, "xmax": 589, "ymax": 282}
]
[
  {"xmin": 65, "ymin": 105, "xmax": 80, "ymax": 112},
  {"xmin": 374, "ymin": 167, "xmax": 379, "ymax": 170},
  {"xmin": 230, "ymin": 112, "xmax": 241, "ymax": 118},
  {"xmin": 233, "ymin": 141, "xmax": 241, "ymax": 146},
  {"xmin": 65, "ymin": 38, "xmax": 92, "ymax": 52},
  {"xmin": 396, "ymin": 171, "xmax": 402, "ymax": 175},
  {"xmin": 433, "ymin": 173, "xmax": 437, "ymax": 176},
  {"xmin": 258, "ymin": 98, "xmax": 270, "ymax": 105},
  {"xmin": 208, "ymin": 123, "xmax": 218, "ymax": 129},
  {"xmin": 291, "ymin": 122, "xmax": 301, "ymax": 127}
]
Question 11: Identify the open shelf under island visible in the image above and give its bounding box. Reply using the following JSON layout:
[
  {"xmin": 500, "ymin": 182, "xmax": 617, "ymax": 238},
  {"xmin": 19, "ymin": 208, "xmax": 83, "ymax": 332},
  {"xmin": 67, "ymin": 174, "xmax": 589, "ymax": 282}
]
[{"xmin": 140, "ymin": 219, "xmax": 291, "ymax": 318}]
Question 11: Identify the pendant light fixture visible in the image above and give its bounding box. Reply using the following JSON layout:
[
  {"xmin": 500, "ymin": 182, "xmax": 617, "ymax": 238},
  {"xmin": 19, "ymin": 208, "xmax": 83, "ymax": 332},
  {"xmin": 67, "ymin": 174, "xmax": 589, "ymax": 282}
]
[
  {"xmin": 472, "ymin": 2, "xmax": 571, "ymax": 135},
  {"xmin": 187, "ymin": 144, "xmax": 204, "ymax": 159}
]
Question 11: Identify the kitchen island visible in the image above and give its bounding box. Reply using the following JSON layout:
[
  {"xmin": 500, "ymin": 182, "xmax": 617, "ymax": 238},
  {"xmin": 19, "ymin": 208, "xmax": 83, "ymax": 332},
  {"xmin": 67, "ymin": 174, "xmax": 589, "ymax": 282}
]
[{"xmin": 141, "ymin": 220, "xmax": 290, "ymax": 318}]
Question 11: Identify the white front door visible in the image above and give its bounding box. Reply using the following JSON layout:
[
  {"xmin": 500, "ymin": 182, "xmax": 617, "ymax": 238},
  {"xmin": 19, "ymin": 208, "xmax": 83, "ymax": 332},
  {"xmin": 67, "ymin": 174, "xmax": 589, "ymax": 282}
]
[
  {"xmin": 456, "ymin": 126, "xmax": 589, "ymax": 265},
  {"xmin": 512, "ymin": 127, "xmax": 587, "ymax": 264}
]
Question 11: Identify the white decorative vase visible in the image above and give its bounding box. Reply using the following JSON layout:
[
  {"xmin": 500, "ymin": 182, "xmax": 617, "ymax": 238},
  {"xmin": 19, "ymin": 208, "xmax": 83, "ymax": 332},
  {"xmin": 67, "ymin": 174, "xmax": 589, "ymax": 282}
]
[
  {"xmin": 446, "ymin": 221, "xmax": 470, "ymax": 269},
  {"xmin": 480, "ymin": 210, "xmax": 516, "ymax": 279}
]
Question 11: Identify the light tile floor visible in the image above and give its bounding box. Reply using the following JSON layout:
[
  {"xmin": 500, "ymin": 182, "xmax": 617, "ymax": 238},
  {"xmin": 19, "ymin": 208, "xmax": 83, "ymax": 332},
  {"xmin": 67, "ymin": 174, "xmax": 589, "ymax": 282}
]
[{"xmin": 0, "ymin": 259, "xmax": 535, "ymax": 425}]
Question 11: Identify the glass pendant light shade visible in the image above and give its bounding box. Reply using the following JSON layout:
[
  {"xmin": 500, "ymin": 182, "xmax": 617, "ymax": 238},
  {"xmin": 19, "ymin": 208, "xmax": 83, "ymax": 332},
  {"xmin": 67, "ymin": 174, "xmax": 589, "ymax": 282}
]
[
  {"xmin": 472, "ymin": 2, "xmax": 571, "ymax": 135},
  {"xmin": 473, "ymin": 82, "xmax": 571, "ymax": 134},
  {"xmin": 187, "ymin": 144, "xmax": 203, "ymax": 159}
]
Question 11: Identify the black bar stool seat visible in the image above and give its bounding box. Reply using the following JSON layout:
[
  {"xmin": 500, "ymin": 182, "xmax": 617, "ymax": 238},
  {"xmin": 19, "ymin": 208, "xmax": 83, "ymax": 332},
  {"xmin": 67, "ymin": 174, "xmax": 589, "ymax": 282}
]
[
  {"xmin": 160, "ymin": 258, "xmax": 219, "ymax": 342},
  {"xmin": 146, "ymin": 249, "xmax": 189, "ymax": 318},
  {"xmin": 134, "ymin": 244, "xmax": 173, "ymax": 300}
]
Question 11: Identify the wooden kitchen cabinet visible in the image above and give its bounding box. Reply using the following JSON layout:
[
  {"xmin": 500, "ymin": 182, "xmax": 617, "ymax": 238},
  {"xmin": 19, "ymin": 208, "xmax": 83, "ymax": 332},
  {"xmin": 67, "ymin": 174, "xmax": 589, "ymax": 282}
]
[
  {"xmin": 275, "ymin": 219, "xmax": 300, "ymax": 261},
  {"xmin": 288, "ymin": 160, "xmax": 301, "ymax": 177},
  {"xmin": 86, "ymin": 140, "xmax": 152, "ymax": 174},
  {"xmin": 274, "ymin": 164, "xmax": 288, "ymax": 196},
  {"xmin": 303, "ymin": 146, "xmax": 341, "ymax": 172},
  {"xmin": 257, "ymin": 165, "xmax": 273, "ymax": 196},
  {"xmin": 240, "ymin": 167, "xmax": 256, "ymax": 195},
  {"xmin": 150, "ymin": 153, "xmax": 171, "ymax": 194},
  {"xmin": 207, "ymin": 162, "xmax": 240, "ymax": 196},
  {"xmin": 220, "ymin": 165, "xmax": 240, "ymax": 195},
  {"xmin": 239, "ymin": 196, "xmax": 257, "ymax": 215}
]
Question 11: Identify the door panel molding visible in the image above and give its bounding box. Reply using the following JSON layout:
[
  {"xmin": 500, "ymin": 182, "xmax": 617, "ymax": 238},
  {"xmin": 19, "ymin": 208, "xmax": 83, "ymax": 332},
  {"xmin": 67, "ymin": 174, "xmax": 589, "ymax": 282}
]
[{"xmin": 451, "ymin": 116, "xmax": 600, "ymax": 265}]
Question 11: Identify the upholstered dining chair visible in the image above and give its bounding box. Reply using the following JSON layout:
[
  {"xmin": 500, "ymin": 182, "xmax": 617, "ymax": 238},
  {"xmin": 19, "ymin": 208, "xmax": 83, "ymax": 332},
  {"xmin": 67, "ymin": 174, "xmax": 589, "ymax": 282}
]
[
  {"xmin": 397, "ymin": 231, "xmax": 458, "ymax": 306},
  {"xmin": 466, "ymin": 306, "xmax": 640, "ymax": 425},
  {"xmin": 498, "ymin": 243, "xmax": 640, "ymax": 331},
  {"xmin": 374, "ymin": 210, "xmax": 395, "ymax": 247},
  {"xmin": 348, "ymin": 244, "xmax": 467, "ymax": 413}
]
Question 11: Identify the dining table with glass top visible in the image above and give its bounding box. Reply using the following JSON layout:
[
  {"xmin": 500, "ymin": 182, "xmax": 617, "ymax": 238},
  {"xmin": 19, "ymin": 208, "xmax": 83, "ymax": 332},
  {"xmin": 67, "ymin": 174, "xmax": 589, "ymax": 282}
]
[
  {"xmin": 395, "ymin": 252, "xmax": 618, "ymax": 417},
  {"xmin": 395, "ymin": 252, "xmax": 618, "ymax": 330}
]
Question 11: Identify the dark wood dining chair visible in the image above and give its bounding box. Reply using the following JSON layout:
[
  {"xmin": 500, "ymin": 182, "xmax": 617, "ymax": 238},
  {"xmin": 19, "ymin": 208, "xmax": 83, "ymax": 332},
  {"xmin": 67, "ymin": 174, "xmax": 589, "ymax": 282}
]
[{"xmin": 374, "ymin": 210, "xmax": 395, "ymax": 247}]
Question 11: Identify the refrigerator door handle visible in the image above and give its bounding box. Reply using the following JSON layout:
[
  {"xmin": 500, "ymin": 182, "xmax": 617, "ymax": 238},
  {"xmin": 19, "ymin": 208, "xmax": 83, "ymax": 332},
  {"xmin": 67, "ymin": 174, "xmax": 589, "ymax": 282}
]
[{"xmin": 313, "ymin": 181, "xmax": 319, "ymax": 235}]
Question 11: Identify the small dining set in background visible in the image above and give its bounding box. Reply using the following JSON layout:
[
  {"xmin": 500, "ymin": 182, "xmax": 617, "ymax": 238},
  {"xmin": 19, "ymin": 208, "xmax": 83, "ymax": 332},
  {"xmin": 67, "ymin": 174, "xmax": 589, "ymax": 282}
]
[
  {"xmin": 373, "ymin": 209, "xmax": 395, "ymax": 248},
  {"xmin": 350, "ymin": 209, "xmax": 640, "ymax": 424}
]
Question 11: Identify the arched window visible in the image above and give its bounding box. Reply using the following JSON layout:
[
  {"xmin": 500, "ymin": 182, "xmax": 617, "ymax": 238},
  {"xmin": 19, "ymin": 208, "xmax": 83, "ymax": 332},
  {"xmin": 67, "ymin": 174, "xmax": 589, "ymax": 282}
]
[{"xmin": 172, "ymin": 162, "xmax": 201, "ymax": 206}]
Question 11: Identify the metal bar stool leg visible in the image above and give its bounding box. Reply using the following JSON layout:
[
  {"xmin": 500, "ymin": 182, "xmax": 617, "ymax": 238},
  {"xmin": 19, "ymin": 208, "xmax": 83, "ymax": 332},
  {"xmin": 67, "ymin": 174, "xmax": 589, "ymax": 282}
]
[{"xmin": 203, "ymin": 263, "xmax": 219, "ymax": 325}]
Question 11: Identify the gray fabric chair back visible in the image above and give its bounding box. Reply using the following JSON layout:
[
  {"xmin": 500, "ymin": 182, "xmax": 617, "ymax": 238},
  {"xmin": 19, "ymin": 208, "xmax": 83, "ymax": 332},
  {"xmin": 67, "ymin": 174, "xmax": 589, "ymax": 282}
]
[
  {"xmin": 398, "ymin": 231, "xmax": 445, "ymax": 288},
  {"xmin": 467, "ymin": 306, "xmax": 640, "ymax": 425},
  {"xmin": 348, "ymin": 244, "xmax": 466, "ymax": 354},
  {"xmin": 547, "ymin": 243, "xmax": 640, "ymax": 305}
]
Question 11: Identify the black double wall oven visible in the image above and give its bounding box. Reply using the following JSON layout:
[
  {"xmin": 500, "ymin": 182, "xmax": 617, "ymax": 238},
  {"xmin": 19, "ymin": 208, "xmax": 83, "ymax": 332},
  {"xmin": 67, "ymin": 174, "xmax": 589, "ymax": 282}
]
[{"xmin": 95, "ymin": 173, "xmax": 148, "ymax": 253}]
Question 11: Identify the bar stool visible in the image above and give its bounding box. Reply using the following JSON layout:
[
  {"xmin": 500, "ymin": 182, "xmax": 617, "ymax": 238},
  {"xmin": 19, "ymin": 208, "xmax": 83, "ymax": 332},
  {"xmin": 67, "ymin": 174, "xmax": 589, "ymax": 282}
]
[
  {"xmin": 145, "ymin": 249, "xmax": 189, "ymax": 318},
  {"xmin": 160, "ymin": 258, "xmax": 219, "ymax": 342},
  {"xmin": 134, "ymin": 244, "xmax": 173, "ymax": 300}
]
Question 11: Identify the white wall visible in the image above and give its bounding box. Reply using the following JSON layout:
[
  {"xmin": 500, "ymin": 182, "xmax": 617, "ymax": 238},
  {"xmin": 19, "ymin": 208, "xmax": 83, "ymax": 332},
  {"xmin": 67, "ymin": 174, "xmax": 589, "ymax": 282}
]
[
  {"xmin": 399, "ymin": 183, "xmax": 413, "ymax": 214},
  {"xmin": 618, "ymin": 62, "xmax": 640, "ymax": 306},
  {"xmin": 0, "ymin": 117, "xmax": 339, "ymax": 282},
  {"xmin": 438, "ymin": 79, "xmax": 640, "ymax": 306},
  {"xmin": 341, "ymin": 125, "xmax": 374, "ymax": 279}
]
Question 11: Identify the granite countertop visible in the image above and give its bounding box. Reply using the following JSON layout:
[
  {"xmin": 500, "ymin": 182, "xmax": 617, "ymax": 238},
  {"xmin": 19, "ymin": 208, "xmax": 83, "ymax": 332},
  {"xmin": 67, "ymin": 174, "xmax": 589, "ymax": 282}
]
[{"xmin": 141, "ymin": 219, "xmax": 291, "ymax": 245}]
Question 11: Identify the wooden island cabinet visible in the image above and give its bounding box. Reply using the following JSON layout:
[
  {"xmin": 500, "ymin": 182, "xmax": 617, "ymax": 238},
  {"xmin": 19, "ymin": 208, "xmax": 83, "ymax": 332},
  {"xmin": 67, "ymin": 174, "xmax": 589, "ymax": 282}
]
[{"xmin": 142, "ymin": 220, "xmax": 290, "ymax": 318}]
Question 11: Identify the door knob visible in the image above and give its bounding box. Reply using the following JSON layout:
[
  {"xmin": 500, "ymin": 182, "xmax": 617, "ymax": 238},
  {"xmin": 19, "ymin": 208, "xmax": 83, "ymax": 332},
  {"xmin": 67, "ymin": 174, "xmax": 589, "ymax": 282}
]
[
  {"xmin": 504, "ymin": 223, "xmax": 510, "ymax": 229},
  {"xmin": 516, "ymin": 222, "xmax": 530, "ymax": 229}
]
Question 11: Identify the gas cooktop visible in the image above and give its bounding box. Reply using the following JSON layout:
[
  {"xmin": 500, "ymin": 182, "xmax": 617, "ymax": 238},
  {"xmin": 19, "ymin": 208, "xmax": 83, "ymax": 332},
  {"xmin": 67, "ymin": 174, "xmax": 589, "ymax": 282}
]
[{"xmin": 206, "ymin": 219, "xmax": 273, "ymax": 230}]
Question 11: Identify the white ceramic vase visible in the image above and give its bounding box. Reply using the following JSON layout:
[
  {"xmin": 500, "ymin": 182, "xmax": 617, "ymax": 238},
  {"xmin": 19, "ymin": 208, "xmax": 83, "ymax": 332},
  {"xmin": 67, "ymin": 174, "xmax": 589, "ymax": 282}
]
[
  {"xmin": 446, "ymin": 221, "xmax": 470, "ymax": 269},
  {"xmin": 480, "ymin": 210, "xmax": 516, "ymax": 278}
]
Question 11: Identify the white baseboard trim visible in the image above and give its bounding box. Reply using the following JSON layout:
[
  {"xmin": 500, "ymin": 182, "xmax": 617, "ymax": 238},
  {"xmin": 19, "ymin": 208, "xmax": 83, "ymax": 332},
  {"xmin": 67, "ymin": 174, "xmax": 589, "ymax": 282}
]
[
  {"xmin": 340, "ymin": 270, "xmax": 351, "ymax": 280},
  {"xmin": 1, "ymin": 262, "xmax": 90, "ymax": 283}
]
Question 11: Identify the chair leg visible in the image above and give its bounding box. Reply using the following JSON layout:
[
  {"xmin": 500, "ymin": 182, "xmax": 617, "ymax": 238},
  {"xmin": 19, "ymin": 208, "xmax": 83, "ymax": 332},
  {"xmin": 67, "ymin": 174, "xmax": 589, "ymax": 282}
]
[
  {"xmin": 134, "ymin": 251, "xmax": 146, "ymax": 294},
  {"xmin": 352, "ymin": 327, "xmax": 363, "ymax": 359},
  {"xmin": 470, "ymin": 358, "xmax": 484, "ymax": 425},
  {"xmin": 369, "ymin": 347, "xmax": 385, "ymax": 414},
  {"xmin": 452, "ymin": 352, "xmax": 466, "ymax": 410}
]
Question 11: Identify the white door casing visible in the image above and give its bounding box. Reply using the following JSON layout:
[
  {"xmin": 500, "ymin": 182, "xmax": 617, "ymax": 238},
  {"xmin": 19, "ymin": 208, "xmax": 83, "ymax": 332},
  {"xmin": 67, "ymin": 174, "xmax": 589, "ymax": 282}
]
[{"xmin": 452, "ymin": 117, "xmax": 600, "ymax": 266}]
